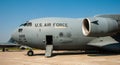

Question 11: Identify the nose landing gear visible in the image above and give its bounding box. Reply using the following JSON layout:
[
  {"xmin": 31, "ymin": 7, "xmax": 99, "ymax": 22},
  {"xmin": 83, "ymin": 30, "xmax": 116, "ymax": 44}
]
[{"xmin": 27, "ymin": 49, "xmax": 34, "ymax": 56}]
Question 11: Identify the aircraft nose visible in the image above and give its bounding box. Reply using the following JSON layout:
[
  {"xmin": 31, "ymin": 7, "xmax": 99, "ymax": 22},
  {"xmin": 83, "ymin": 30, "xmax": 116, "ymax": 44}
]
[{"xmin": 11, "ymin": 30, "xmax": 19, "ymax": 42}]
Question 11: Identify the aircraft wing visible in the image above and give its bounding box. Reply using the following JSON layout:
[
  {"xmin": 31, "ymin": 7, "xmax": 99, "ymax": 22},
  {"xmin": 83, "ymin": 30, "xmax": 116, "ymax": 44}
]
[
  {"xmin": 87, "ymin": 36, "xmax": 120, "ymax": 52},
  {"xmin": 0, "ymin": 42, "xmax": 20, "ymax": 47},
  {"xmin": 0, "ymin": 38, "xmax": 20, "ymax": 47},
  {"xmin": 87, "ymin": 36, "xmax": 118, "ymax": 47}
]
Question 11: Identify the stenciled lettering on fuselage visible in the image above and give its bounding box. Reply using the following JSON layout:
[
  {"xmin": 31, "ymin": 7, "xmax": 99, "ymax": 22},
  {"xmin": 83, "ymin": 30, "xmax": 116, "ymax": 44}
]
[{"xmin": 35, "ymin": 23, "xmax": 68, "ymax": 28}]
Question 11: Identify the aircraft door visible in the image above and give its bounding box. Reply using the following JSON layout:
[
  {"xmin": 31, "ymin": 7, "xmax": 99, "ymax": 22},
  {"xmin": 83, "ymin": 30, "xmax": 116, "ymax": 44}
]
[
  {"xmin": 46, "ymin": 35, "xmax": 53, "ymax": 45},
  {"xmin": 45, "ymin": 35, "xmax": 53, "ymax": 57}
]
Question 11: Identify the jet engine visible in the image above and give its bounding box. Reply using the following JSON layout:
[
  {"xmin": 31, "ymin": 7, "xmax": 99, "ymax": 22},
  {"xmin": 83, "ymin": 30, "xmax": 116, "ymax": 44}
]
[{"xmin": 82, "ymin": 17, "xmax": 120, "ymax": 37}]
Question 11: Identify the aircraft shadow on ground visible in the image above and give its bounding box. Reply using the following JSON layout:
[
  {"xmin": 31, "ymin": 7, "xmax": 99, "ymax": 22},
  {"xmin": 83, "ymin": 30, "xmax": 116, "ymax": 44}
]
[{"xmin": 31, "ymin": 51, "xmax": 120, "ymax": 57}]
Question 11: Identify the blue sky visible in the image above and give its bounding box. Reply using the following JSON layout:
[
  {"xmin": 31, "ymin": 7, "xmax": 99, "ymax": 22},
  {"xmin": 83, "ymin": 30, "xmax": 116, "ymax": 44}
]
[{"xmin": 0, "ymin": 0, "xmax": 120, "ymax": 42}]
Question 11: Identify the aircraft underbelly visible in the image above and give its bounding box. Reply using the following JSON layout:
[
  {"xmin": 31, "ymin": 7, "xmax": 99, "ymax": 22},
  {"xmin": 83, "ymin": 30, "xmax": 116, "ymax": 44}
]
[
  {"xmin": 53, "ymin": 45, "xmax": 87, "ymax": 50},
  {"xmin": 54, "ymin": 37, "xmax": 92, "ymax": 50}
]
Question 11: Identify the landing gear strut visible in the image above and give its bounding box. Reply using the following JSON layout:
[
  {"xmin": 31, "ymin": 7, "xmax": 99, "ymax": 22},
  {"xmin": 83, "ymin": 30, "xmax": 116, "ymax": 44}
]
[
  {"xmin": 2, "ymin": 48, "xmax": 5, "ymax": 52},
  {"xmin": 27, "ymin": 49, "xmax": 34, "ymax": 56}
]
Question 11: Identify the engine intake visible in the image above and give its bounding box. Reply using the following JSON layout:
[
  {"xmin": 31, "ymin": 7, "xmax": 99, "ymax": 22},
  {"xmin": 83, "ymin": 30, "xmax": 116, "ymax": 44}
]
[{"xmin": 82, "ymin": 17, "xmax": 119, "ymax": 37}]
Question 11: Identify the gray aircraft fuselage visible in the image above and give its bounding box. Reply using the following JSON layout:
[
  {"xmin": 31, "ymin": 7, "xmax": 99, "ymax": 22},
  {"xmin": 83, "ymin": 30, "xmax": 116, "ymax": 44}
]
[
  {"xmin": 11, "ymin": 14, "xmax": 120, "ymax": 57},
  {"xmin": 12, "ymin": 18, "xmax": 95, "ymax": 50}
]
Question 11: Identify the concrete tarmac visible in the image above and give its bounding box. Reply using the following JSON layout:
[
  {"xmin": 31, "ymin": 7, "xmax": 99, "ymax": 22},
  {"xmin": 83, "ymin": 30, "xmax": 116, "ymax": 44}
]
[{"xmin": 0, "ymin": 50, "xmax": 120, "ymax": 65}]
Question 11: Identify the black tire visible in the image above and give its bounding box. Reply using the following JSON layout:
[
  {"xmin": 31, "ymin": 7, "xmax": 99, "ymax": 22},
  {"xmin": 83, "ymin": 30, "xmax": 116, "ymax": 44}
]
[{"xmin": 27, "ymin": 50, "xmax": 34, "ymax": 56}]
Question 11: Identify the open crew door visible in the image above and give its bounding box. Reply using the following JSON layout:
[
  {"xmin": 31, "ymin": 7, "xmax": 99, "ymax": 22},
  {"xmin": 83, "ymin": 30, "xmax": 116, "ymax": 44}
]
[{"xmin": 45, "ymin": 35, "xmax": 53, "ymax": 57}]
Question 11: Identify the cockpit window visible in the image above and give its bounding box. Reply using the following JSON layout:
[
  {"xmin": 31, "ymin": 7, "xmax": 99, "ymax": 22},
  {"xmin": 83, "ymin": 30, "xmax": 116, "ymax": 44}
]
[
  {"xmin": 18, "ymin": 28, "xmax": 23, "ymax": 32},
  {"xmin": 20, "ymin": 23, "xmax": 27, "ymax": 26},
  {"xmin": 20, "ymin": 22, "xmax": 32, "ymax": 27},
  {"xmin": 27, "ymin": 22, "xmax": 32, "ymax": 26}
]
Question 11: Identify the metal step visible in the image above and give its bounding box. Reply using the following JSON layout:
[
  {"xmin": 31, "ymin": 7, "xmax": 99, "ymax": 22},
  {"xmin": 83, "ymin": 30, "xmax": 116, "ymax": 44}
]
[{"xmin": 45, "ymin": 45, "xmax": 53, "ymax": 57}]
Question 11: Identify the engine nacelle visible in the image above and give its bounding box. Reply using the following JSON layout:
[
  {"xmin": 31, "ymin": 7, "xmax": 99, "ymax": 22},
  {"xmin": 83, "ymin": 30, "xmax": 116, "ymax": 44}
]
[{"xmin": 82, "ymin": 17, "xmax": 119, "ymax": 37}]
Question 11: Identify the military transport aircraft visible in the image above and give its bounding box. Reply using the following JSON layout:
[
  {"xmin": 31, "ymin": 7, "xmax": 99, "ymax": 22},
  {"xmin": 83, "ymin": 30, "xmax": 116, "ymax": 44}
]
[{"xmin": 10, "ymin": 14, "xmax": 120, "ymax": 57}]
